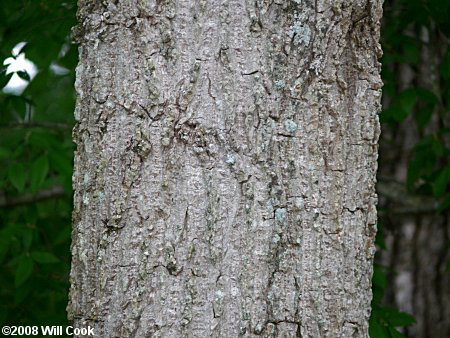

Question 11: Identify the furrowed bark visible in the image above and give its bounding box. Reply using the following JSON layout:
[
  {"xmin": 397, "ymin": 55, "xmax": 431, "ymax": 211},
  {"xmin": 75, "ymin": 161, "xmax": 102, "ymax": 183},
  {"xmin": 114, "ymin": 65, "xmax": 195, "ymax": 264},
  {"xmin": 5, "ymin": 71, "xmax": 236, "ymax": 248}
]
[{"xmin": 68, "ymin": 1, "xmax": 383, "ymax": 337}]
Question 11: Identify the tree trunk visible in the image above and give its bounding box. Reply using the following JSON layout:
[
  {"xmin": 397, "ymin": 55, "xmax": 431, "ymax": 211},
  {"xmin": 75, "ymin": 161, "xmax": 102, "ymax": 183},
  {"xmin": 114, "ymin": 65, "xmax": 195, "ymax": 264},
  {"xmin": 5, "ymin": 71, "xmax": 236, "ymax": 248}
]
[{"xmin": 67, "ymin": 1, "xmax": 383, "ymax": 337}]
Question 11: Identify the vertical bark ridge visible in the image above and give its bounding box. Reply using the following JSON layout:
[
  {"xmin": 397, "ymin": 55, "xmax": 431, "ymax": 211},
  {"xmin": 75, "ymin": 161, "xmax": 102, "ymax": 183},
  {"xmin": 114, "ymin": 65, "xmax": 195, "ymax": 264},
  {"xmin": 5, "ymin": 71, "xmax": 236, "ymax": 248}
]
[{"xmin": 68, "ymin": 1, "xmax": 383, "ymax": 337}]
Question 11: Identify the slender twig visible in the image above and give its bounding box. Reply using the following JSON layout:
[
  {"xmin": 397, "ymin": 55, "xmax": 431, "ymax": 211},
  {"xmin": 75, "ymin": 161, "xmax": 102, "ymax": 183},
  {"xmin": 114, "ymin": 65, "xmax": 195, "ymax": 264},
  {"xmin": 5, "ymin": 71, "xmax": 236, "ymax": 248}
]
[
  {"xmin": 0, "ymin": 122, "xmax": 72, "ymax": 130},
  {"xmin": 377, "ymin": 178, "xmax": 438, "ymax": 214},
  {"xmin": 0, "ymin": 186, "xmax": 67, "ymax": 208}
]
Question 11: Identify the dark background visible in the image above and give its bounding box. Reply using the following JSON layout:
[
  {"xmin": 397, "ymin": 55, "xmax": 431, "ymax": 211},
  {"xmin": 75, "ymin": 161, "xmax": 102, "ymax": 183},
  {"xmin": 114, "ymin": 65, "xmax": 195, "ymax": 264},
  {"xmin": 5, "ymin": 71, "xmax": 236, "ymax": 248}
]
[{"xmin": 0, "ymin": 1, "xmax": 448, "ymax": 337}]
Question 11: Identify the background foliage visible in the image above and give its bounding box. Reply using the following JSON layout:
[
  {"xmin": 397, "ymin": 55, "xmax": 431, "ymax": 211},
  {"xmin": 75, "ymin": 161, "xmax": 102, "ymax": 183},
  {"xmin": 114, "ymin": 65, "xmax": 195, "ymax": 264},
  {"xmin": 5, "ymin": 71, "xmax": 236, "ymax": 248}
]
[
  {"xmin": 370, "ymin": 0, "xmax": 449, "ymax": 337},
  {"xmin": 0, "ymin": 0, "xmax": 448, "ymax": 337},
  {"xmin": 0, "ymin": 0, "xmax": 77, "ymax": 329}
]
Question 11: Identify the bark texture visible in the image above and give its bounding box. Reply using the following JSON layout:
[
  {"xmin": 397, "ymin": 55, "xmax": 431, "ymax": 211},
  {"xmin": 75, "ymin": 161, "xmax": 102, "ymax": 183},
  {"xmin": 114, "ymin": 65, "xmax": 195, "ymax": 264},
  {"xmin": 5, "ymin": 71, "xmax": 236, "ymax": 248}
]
[{"xmin": 68, "ymin": 1, "xmax": 383, "ymax": 337}]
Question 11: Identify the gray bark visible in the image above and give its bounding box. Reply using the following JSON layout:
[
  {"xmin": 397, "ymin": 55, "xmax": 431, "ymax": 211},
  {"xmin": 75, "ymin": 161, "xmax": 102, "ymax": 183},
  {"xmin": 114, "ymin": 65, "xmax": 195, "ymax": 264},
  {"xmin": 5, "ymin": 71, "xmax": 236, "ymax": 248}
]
[{"xmin": 67, "ymin": 1, "xmax": 383, "ymax": 337}]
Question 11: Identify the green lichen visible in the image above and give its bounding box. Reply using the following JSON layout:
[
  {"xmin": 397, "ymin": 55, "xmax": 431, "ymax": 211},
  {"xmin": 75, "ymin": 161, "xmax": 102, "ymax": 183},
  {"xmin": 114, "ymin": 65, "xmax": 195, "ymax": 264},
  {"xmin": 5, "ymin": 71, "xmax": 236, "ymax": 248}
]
[
  {"xmin": 290, "ymin": 78, "xmax": 302, "ymax": 96},
  {"xmin": 254, "ymin": 322, "xmax": 264, "ymax": 334},
  {"xmin": 274, "ymin": 79, "xmax": 286, "ymax": 90},
  {"xmin": 275, "ymin": 208, "xmax": 286, "ymax": 222},
  {"xmin": 289, "ymin": 12, "xmax": 311, "ymax": 46},
  {"xmin": 294, "ymin": 196, "xmax": 304, "ymax": 210},
  {"xmin": 273, "ymin": 234, "xmax": 281, "ymax": 243},
  {"xmin": 266, "ymin": 199, "xmax": 274, "ymax": 213},
  {"xmin": 284, "ymin": 119, "xmax": 298, "ymax": 133},
  {"xmin": 225, "ymin": 154, "xmax": 236, "ymax": 165}
]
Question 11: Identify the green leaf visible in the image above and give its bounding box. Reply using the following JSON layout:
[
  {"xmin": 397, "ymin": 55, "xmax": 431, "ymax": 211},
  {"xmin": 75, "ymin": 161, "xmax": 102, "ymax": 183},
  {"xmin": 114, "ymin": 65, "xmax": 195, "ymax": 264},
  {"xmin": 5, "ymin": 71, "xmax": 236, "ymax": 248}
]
[
  {"xmin": 431, "ymin": 138, "xmax": 445, "ymax": 157},
  {"xmin": 0, "ymin": 146, "xmax": 12, "ymax": 159},
  {"xmin": 22, "ymin": 228, "xmax": 33, "ymax": 250},
  {"xmin": 15, "ymin": 255, "xmax": 33, "ymax": 287},
  {"xmin": 53, "ymin": 226, "xmax": 72, "ymax": 245},
  {"xmin": 0, "ymin": 238, "xmax": 10, "ymax": 264},
  {"xmin": 407, "ymin": 137, "xmax": 438, "ymax": 188},
  {"xmin": 16, "ymin": 70, "xmax": 31, "ymax": 82},
  {"xmin": 388, "ymin": 326, "xmax": 406, "ymax": 338},
  {"xmin": 427, "ymin": 0, "xmax": 450, "ymax": 37},
  {"xmin": 369, "ymin": 317, "xmax": 389, "ymax": 338},
  {"xmin": 8, "ymin": 163, "xmax": 26, "ymax": 192},
  {"xmin": 30, "ymin": 155, "xmax": 49, "ymax": 193},
  {"xmin": 402, "ymin": 40, "xmax": 420, "ymax": 65},
  {"xmin": 375, "ymin": 223, "xmax": 386, "ymax": 249},
  {"xmin": 438, "ymin": 193, "xmax": 450, "ymax": 212},
  {"xmin": 372, "ymin": 265, "xmax": 388, "ymax": 290},
  {"xmin": 0, "ymin": 70, "xmax": 13, "ymax": 89},
  {"xmin": 415, "ymin": 88, "xmax": 439, "ymax": 105},
  {"xmin": 413, "ymin": 88, "xmax": 438, "ymax": 130},
  {"xmin": 58, "ymin": 44, "xmax": 78, "ymax": 71},
  {"xmin": 8, "ymin": 95, "xmax": 28, "ymax": 118},
  {"xmin": 14, "ymin": 282, "xmax": 32, "ymax": 305},
  {"xmin": 432, "ymin": 164, "xmax": 450, "ymax": 197},
  {"xmin": 31, "ymin": 251, "xmax": 59, "ymax": 264},
  {"xmin": 384, "ymin": 307, "xmax": 416, "ymax": 327},
  {"xmin": 399, "ymin": 89, "xmax": 417, "ymax": 116},
  {"xmin": 415, "ymin": 106, "xmax": 433, "ymax": 130},
  {"xmin": 382, "ymin": 89, "xmax": 418, "ymax": 123},
  {"xmin": 50, "ymin": 151, "xmax": 72, "ymax": 178}
]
